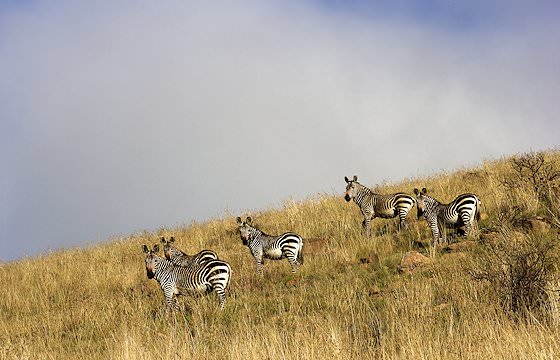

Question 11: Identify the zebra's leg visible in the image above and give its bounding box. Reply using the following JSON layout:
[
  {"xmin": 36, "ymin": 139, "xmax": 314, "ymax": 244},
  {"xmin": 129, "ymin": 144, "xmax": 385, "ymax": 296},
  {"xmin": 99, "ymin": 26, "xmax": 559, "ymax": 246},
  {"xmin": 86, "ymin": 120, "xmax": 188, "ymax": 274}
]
[
  {"xmin": 363, "ymin": 218, "xmax": 372, "ymax": 237},
  {"xmin": 287, "ymin": 253, "xmax": 298, "ymax": 273},
  {"xmin": 172, "ymin": 296, "xmax": 180, "ymax": 311},
  {"xmin": 461, "ymin": 212, "xmax": 473, "ymax": 237},
  {"xmin": 215, "ymin": 287, "xmax": 226, "ymax": 310},
  {"xmin": 429, "ymin": 219, "xmax": 440, "ymax": 246},
  {"xmin": 255, "ymin": 256, "xmax": 264, "ymax": 276},
  {"xmin": 438, "ymin": 218, "xmax": 448, "ymax": 245},
  {"xmin": 163, "ymin": 289, "xmax": 179, "ymax": 312},
  {"xmin": 208, "ymin": 265, "xmax": 229, "ymax": 310},
  {"xmin": 430, "ymin": 225, "xmax": 440, "ymax": 257},
  {"xmin": 398, "ymin": 209, "xmax": 408, "ymax": 231},
  {"xmin": 464, "ymin": 222, "xmax": 472, "ymax": 237}
]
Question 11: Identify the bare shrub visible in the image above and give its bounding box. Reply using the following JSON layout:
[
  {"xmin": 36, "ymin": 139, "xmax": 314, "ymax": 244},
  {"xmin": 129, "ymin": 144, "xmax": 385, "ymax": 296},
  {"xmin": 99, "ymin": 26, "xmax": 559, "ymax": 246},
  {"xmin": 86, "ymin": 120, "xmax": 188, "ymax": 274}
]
[
  {"xmin": 492, "ymin": 203, "xmax": 533, "ymax": 230},
  {"xmin": 469, "ymin": 227, "xmax": 559, "ymax": 320},
  {"xmin": 501, "ymin": 151, "xmax": 560, "ymax": 217}
]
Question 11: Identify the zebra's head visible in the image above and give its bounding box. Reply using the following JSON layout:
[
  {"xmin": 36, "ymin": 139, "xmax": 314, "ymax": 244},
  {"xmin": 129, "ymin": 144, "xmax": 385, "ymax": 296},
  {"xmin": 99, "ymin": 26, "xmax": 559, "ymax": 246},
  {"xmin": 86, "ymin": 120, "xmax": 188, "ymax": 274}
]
[
  {"xmin": 344, "ymin": 175, "xmax": 359, "ymax": 202},
  {"xmin": 236, "ymin": 216, "xmax": 254, "ymax": 245},
  {"xmin": 161, "ymin": 236, "xmax": 182, "ymax": 261},
  {"xmin": 413, "ymin": 188, "xmax": 428, "ymax": 219},
  {"xmin": 143, "ymin": 243, "xmax": 161, "ymax": 279}
]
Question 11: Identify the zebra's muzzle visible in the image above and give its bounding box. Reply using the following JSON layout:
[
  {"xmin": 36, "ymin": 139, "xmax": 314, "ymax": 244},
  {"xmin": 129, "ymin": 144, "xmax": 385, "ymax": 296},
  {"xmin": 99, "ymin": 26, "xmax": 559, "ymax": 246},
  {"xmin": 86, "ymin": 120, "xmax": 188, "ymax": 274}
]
[
  {"xmin": 344, "ymin": 194, "xmax": 351, "ymax": 202},
  {"xmin": 146, "ymin": 269, "xmax": 155, "ymax": 279},
  {"xmin": 417, "ymin": 209, "xmax": 424, "ymax": 220}
]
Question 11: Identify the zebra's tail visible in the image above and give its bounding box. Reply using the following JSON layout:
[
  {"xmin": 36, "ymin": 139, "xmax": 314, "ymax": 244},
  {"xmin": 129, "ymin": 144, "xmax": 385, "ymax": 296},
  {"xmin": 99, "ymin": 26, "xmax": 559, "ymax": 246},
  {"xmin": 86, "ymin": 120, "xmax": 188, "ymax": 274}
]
[{"xmin": 297, "ymin": 240, "xmax": 304, "ymax": 265}]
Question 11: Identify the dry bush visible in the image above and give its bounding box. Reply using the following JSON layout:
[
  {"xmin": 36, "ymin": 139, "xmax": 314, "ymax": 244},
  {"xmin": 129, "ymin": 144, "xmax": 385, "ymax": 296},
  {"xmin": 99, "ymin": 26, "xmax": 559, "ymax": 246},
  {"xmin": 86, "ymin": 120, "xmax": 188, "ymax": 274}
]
[
  {"xmin": 492, "ymin": 203, "xmax": 533, "ymax": 230},
  {"xmin": 501, "ymin": 151, "xmax": 560, "ymax": 219},
  {"xmin": 469, "ymin": 227, "xmax": 559, "ymax": 319}
]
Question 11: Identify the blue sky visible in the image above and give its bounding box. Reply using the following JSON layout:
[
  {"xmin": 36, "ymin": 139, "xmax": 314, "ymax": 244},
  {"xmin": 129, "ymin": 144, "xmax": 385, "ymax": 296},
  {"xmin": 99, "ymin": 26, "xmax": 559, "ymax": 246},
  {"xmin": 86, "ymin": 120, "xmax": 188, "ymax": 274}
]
[{"xmin": 1, "ymin": 0, "xmax": 559, "ymax": 261}]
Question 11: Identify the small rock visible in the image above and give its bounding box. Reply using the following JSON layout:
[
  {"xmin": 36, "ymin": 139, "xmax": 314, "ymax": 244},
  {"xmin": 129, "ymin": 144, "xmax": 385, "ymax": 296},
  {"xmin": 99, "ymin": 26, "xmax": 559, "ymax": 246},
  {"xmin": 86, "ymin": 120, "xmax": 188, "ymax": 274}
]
[
  {"xmin": 527, "ymin": 218, "xmax": 550, "ymax": 233},
  {"xmin": 398, "ymin": 251, "xmax": 432, "ymax": 273}
]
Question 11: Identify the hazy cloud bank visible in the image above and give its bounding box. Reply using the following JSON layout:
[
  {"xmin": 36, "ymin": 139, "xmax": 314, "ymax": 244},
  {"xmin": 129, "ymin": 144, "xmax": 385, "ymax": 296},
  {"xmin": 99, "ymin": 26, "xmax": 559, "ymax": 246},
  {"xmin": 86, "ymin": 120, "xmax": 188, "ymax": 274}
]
[{"xmin": 1, "ymin": 1, "xmax": 559, "ymax": 260}]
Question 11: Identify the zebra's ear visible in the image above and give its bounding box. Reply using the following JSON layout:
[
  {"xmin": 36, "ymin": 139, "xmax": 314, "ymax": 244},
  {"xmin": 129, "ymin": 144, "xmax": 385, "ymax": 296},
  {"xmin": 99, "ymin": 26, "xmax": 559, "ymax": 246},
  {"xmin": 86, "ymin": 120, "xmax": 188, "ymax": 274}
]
[
  {"xmin": 413, "ymin": 188, "xmax": 419, "ymax": 195},
  {"xmin": 142, "ymin": 244, "xmax": 149, "ymax": 253},
  {"xmin": 422, "ymin": 187, "xmax": 427, "ymax": 194},
  {"xmin": 160, "ymin": 237, "xmax": 166, "ymax": 244},
  {"xmin": 236, "ymin": 216, "xmax": 242, "ymax": 225},
  {"xmin": 153, "ymin": 244, "xmax": 160, "ymax": 253},
  {"xmin": 246, "ymin": 216, "xmax": 252, "ymax": 225},
  {"xmin": 353, "ymin": 175, "xmax": 358, "ymax": 181},
  {"xmin": 344, "ymin": 176, "xmax": 350, "ymax": 183},
  {"xmin": 170, "ymin": 236, "xmax": 175, "ymax": 243}
]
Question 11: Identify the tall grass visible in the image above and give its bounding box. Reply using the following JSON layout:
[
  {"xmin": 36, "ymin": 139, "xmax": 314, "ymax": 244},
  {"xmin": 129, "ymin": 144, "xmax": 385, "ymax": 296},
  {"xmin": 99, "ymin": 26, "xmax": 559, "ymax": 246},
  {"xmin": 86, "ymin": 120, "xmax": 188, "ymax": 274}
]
[{"xmin": 1, "ymin": 150, "xmax": 559, "ymax": 359}]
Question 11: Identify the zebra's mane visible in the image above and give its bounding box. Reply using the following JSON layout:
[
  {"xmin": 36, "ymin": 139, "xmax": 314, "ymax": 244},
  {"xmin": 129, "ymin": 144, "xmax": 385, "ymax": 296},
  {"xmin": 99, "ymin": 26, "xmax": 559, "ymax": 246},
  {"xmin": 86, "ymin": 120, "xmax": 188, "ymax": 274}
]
[
  {"xmin": 250, "ymin": 225, "xmax": 272, "ymax": 238},
  {"xmin": 163, "ymin": 241, "xmax": 187, "ymax": 257},
  {"xmin": 355, "ymin": 181, "xmax": 376, "ymax": 195},
  {"xmin": 151, "ymin": 253, "xmax": 171, "ymax": 267},
  {"xmin": 154, "ymin": 253, "xmax": 191, "ymax": 271},
  {"xmin": 171, "ymin": 245, "xmax": 188, "ymax": 256},
  {"xmin": 422, "ymin": 194, "xmax": 441, "ymax": 206}
]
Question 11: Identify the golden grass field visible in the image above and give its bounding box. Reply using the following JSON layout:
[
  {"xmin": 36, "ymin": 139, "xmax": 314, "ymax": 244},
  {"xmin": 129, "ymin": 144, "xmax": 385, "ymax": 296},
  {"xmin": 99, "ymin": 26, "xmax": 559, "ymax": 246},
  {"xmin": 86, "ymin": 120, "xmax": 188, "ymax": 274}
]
[{"xmin": 1, "ymin": 150, "xmax": 559, "ymax": 359}]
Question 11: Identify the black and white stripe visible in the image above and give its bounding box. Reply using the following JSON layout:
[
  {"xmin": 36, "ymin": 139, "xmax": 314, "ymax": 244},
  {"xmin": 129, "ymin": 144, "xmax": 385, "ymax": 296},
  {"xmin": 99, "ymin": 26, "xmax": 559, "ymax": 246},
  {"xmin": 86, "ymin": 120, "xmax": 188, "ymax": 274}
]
[
  {"xmin": 413, "ymin": 187, "xmax": 481, "ymax": 245},
  {"xmin": 236, "ymin": 216, "xmax": 303, "ymax": 276},
  {"xmin": 344, "ymin": 175, "xmax": 416, "ymax": 236},
  {"xmin": 161, "ymin": 236, "xmax": 218, "ymax": 267},
  {"xmin": 143, "ymin": 244, "xmax": 231, "ymax": 310}
]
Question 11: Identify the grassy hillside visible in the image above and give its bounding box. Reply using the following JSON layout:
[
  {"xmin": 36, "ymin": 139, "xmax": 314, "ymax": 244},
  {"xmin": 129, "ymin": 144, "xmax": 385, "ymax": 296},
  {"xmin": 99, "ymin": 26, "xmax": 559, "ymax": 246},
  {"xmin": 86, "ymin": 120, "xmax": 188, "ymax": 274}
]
[{"xmin": 1, "ymin": 150, "xmax": 559, "ymax": 359}]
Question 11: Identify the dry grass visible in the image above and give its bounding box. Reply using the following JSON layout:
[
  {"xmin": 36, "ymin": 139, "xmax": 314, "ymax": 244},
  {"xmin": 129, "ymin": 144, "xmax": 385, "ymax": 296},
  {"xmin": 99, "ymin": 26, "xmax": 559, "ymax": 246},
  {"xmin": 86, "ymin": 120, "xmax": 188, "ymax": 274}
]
[{"xmin": 1, "ymin": 150, "xmax": 559, "ymax": 359}]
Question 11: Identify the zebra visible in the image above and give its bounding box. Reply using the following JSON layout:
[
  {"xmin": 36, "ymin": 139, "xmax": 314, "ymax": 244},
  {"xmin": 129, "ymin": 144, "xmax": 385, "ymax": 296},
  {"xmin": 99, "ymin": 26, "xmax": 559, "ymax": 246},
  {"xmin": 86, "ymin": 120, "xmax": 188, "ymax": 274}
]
[
  {"xmin": 142, "ymin": 243, "xmax": 231, "ymax": 310},
  {"xmin": 344, "ymin": 175, "xmax": 416, "ymax": 236},
  {"xmin": 160, "ymin": 236, "xmax": 218, "ymax": 267},
  {"xmin": 236, "ymin": 216, "xmax": 304, "ymax": 276},
  {"xmin": 413, "ymin": 187, "xmax": 481, "ymax": 245}
]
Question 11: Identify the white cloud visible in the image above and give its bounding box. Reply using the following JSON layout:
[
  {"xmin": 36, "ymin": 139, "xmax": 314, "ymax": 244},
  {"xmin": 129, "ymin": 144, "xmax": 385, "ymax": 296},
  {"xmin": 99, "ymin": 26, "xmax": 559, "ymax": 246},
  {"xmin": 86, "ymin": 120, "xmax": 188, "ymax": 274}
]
[{"xmin": 1, "ymin": 0, "xmax": 559, "ymax": 259}]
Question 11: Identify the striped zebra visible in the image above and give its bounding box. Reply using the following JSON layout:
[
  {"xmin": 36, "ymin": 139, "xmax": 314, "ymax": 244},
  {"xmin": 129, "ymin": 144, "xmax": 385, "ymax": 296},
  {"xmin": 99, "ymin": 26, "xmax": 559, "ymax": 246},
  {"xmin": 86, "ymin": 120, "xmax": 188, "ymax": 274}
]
[
  {"xmin": 413, "ymin": 188, "xmax": 481, "ymax": 245},
  {"xmin": 344, "ymin": 175, "xmax": 416, "ymax": 236},
  {"xmin": 236, "ymin": 216, "xmax": 304, "ymax": 276},
  {"xmin": 143, "ymin": 243, "xmax": 231, "ymax": 310},
  {"xmin": 160, "ymin": 236, "xmax": 218, "ymax": 267}
]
